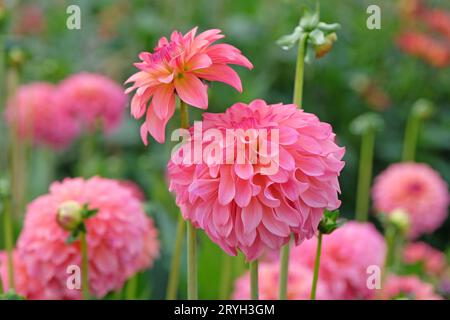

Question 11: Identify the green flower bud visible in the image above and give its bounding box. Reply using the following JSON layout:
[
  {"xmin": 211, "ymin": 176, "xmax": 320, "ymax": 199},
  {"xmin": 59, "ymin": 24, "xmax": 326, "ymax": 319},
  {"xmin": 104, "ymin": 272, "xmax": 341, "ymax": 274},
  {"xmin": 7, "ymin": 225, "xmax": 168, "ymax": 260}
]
[
  {"xmin": 389, "ymin": 208, "xmax": 410, "ymax": 234},
  {"xmin": 56, "ymin": 200, "xmax": 83, "ymax": 231}
]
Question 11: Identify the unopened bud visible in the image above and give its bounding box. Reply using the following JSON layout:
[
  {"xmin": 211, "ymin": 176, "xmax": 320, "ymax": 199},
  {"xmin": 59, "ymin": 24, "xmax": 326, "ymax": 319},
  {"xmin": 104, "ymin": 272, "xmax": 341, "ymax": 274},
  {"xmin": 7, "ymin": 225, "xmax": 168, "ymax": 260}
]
[
  {"xmin": 56, "ymin": 200, "xmax": 83, "ymax": 231},
  {"xmin": 315, "ymin": 32, "xmax": 337, "ymax": 58},
  {"xmin": 389, "ymin": 208, "xmax": 410, "ymax": 234}
]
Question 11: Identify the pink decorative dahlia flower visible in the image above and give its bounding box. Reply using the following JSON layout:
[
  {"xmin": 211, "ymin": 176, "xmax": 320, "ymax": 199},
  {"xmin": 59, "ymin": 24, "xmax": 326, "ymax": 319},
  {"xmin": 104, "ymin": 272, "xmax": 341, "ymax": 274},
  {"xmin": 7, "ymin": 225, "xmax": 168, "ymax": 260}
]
[
  {"xmin": 379, "ymin": 275, "xmax": 442, "ymax": 300},
  {"xmin": 0, "ymin": 177, "xmax": 159, "ymax": 299},
  {"xmin": 403, "ymin": 242, "xmax": 447, "ymax": 276},
  {"xmin": 372, "ymin": 162, "xmax": 449, "ymax": 238},
  {"xmin": 167, "ymin": 99, "xmax": 345, "ymax": 260},
  {"xmin": 5, "ymin": 83, "xmax": 79, "ymax": 149},
  {"xmin": 292, "ymin": 221, "xmax": 386, "ymax": 299},
  {"xmin": 125, "ymin": 27, "xmax": 253, "ymax": 144},
  {"xmin": 232, "ymin": 262, "xmax": 330, "ymax": 300},
  {"xmin": 58, "ymin": 72, "xmax": 127, "ymax": 133}
]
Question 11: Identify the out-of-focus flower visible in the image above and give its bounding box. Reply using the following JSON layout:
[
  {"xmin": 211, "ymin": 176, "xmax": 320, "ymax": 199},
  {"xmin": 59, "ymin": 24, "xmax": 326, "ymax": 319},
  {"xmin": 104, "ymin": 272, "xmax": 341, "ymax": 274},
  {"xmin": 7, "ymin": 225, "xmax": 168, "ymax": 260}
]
[
  {"xmin": 422, "ymin": 9, "xmax": 450, "ymax": 41},
  {"xmin": 350, "ymin": 74, "xmax": 391, "ymax": 111},
  {"xmin": 398, "ymin": 0, "xmax": 425, "ymax": 21},
  {"xmin": 125, "ymin": 27, "xmax": 253, "ymax": 144},
  {"xmin": 291, "ymin": 221, "xmax": 386, "ymax": 299},
  {"xmin": 58, "ymin": 72, "xmax": 127, "ymax": 133},
  {"xmin": 403, "ymin": 242, "xmax": 447, "ymax": 276},
  {"xmin": 168, "ymin": 99, "xmax": 345, "ymax": 261},
  {"xmin": 232, "ymin": 262, "xmax": 330, "ymax": 300},
  {"xmin": 5, "ymin": 83, "xmax": 79, "ymax": 149},
  {"xmin": 379, "ymin": 275, "xmax": 442, "ymax": 300},
  {"xmin": 397, "ymin": 31, "xmax": 450, "ymax": 67},
  {"xmin": 0, "ymin": 177, "xmax": 159, "ymax": 299},
  {"xmin": 13, "ymin": 4, "xmax": 45, "ymax": 36},
  {"xmin": 372, "ymin": 163, "xmax": 449, "ymax": 238}
]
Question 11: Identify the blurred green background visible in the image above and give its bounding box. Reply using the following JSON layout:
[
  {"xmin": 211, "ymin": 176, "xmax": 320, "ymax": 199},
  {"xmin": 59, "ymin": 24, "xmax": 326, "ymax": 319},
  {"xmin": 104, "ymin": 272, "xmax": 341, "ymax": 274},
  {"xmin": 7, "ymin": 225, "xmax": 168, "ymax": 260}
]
[{"xmin": 0, "ymin": 0, "xmax": 449, "ymax": 299}]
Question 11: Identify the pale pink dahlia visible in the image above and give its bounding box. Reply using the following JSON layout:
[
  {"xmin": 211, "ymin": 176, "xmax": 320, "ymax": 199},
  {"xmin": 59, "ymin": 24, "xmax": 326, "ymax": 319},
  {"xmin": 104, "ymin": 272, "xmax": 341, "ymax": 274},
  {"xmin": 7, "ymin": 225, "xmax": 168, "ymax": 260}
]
[
  {"xmin": 167, "ymin": 99, "xmax": 345, "ymax": 260},
  {"xmin": 232, "ymin": 262, "xmax": 331, "ymax": 300},
  {"xmin": 57, "ymin": 72, "xmax": 127, "ymax": 133},
  {"xmin": 379, "ymin": 275, "xmax": 442, "ymax": 300},
  {"xmin": 292, "ymin": 221, "xmax": 386, "ymax": 299},
  {"xmin": 125, "ymin": 27, "xmax": 253, "ymax": 144},
  {"xmin": 0, "ymin": 177, "xmax": 159, "ymax": 299},
  {"xmin": 403, "ymin": 242, "xmax": 447, "ymax": 276},
  {"xmin": 5, "ymin": 82, "xmax": 79, "ymax": 149},
  {"xmin": 372, "ymin": 162, "xmax": 449, "ymax": 238}
]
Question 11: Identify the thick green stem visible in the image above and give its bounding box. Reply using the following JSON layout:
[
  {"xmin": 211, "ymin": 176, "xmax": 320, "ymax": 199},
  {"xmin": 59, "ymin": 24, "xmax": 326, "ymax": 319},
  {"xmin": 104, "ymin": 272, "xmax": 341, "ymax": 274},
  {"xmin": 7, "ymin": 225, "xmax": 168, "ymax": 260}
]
[
  {"xmin": 249, "ymin": 260, "xmax": 259, "ymax": 300},
  {"xmin": 355, "ymin": 129, "xmax": 375, "ymax": 221},
  {"xmin": 278, "ymin": 242, "xmax": 290, "ymax": 300},
  {"xmin": 80, "ymin": 232, "xmax": 90, "ymax": 300},
  {"xmin": 125, "ymin": 274, "xmax": 138, "ymax": 300},
  {"xmin": 384, "ymin": 224, "xmax": 398, "ymax": 272},
  {"xmin": 310, "ymin": 232, "xmax": 323, "ymax": 300},
  {"xmin": 166, "ymin": 214, "xmax": 186, "ymax": 300},
  {"xmin": 293, "ymin": 33, "xmax": 308, "ymax": 107},
  {"xmin": 2, "ymin": 197, "xmax": 14, "ymax": 290},
  {"xmin": 402, "ymin": 114, "xmax": 420, "ymax": 162},
  {"xmin": 187, "ymin": 221, "xmax": 197, "ymax": 300},
  {"xmin": 218, "ymin": 252, "xmax": 233, "ymax": 299}
]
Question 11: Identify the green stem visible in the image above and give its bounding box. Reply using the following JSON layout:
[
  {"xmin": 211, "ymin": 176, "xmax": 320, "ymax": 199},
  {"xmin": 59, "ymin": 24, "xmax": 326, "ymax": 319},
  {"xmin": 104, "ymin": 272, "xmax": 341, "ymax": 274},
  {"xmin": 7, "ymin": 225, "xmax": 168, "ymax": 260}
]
[
  {"xmin": 293, "ymin": 33, "xmax": 308, "ymax": 107},
  {"xmin": 384, "ymin": 224, "xmax": 396, "ymax": 271},
  {"xmin": 80, "ymin": 232, "xmax": 90, "ymax": 300},
  {"xmin": 166, "ymin": 214, "xmax": 186, "ymax": 300},
  {"xmin": 402, "ymin": 113, "xmax": 420, "ymax": 162},
  {"xmin": 2, "ymin": 197, "xmax": 14, "ymax": 290},
  {"xmin": 218, "ymin": 252, "xmax": 233, "ymax": 299},
  {"xmin": 278, "ymin": 242, "xmax": 290, "ymax": 300},
  {"xmin": 310, "ymin": 232, "xmax": 323, "ymax": 300},
  {"xmin": 355, "ymin": 129, "xmax": 375, "ymax": 221},
  {"xmin": 187, "ymin": 221, "xmax": 197, "ymax": 300},
  {"xmin": 250, "ymin": 260, "xmax": 259, "ymax": 300},
  {"xmin": 125, "ymin": 274, "xmax": 138, "ymax": 300}
]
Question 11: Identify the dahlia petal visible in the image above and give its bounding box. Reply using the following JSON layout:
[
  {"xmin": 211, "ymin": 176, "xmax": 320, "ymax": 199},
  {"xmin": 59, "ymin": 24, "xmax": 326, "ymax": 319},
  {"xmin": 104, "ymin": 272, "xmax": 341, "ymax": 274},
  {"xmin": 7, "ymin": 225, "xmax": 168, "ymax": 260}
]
[
  {"xmin": 218, "ymin": 166, "xmax": 235, "ymax": 205},
  {"xmin": 235, "ymin": 178, "xmax": 252, "ymax": 208},
  {"xmin": 188, "ymin": 53, "xmax": 213, "ymax": 71},
  {"xmin": 195, "ymin": 64, "xmax": 243, "ymax": 92},
  {"xmin": 262, "ymin": 207, "xmax": 290, "ymax": 237},
  {"xmin": 241, "ymin": 199, "xmax": 263, "ymax": 234},
  {"xmin": 152, "ymin": 85, "xmax": 175, "ymax": 119},
  {"xmin": 174, "ymin": 73, "xmax": 208, "ymax": 109}
]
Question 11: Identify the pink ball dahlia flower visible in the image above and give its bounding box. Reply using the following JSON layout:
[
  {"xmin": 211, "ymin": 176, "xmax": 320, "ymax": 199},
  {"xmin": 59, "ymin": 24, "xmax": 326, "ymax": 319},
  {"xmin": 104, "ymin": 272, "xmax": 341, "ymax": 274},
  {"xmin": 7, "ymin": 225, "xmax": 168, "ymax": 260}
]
[
  {"xmin": 403, "ymin": 242, "xmax": 447, "ymax": 276},
  {"xmin": 291, "ymin": 221, "xmax": 386, "ymax": 299},
  {"xmin": 5, "ymin": 82, "xmax": 79, "ymax": 149},
  {"xmin": 379, "ymin": 275, "xmax": 442, "ymax": 300},
  {"xmin": 232, "ymin": 262, "xmax": 330, "ymax": 300},
  {"xmin": 58, "ymin": 72, "xmax": 127, "ymax": 133},
  {"xmin": 372, "ymin": 162, "xmax": 449, "ymax": 238},
  {"xmin": 0, "ymin": 177, "xmax": 159, "ymax": 299},
  {"xmin": 125, "ymin": 27, "xmax": 253, "ymax": 144},
  {"xmin": 167, "ymin": 99, "xmax": 345, "ymax": 261}
]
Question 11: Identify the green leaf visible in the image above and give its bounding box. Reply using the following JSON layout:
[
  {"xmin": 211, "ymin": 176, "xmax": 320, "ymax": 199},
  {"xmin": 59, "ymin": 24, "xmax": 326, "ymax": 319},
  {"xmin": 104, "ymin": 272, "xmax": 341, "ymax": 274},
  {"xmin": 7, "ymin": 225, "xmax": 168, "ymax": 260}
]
[{"xmin": 66, "ymin": 229, "xmax": 80, "ymax": 244}]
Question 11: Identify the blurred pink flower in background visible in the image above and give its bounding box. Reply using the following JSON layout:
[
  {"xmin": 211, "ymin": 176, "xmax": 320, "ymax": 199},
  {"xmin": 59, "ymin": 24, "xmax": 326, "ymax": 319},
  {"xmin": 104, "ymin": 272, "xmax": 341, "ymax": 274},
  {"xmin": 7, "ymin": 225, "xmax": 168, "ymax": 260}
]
[
  {"xmin": 167, "ymin": 99, "xmax": 345, "ymax": 261},
  {"xmin": 291, "ymin": 221, "xmax": 386, "ymax": 299},
  {"xmin": 58, "ymin": 72, "xmax": 127, "ymax": 133},
  {"xmin": 5, "ymin": 82, "xmax": 79, "ymax": 149},
  {"xmin": 403, "ymin": 242, "xmax": 447, "ymax": 276},
  {"xmin": 125, "ymin": 27, "xmax": 253, "ymax": 144},
  {"xmin": 13, "ymin": 3, "xmax": 46, "ymax": 36},
  {"xmin": 232, "ymin": 262, "xmax": 330, "ymax": 300},
  {"xmin": 379, "ymin": 275, "xmax": 442, "ymax": 300},
  {"xmin": 372, "ymin": 163, "xmax": 449, "ymax": 238},
  {"xmin": 0, "ymin": 177, "xmax": 159, "ymax": 299},
  {"xmin": 117, "ymin": 180, "xmax": 147, "ymax": 202}
]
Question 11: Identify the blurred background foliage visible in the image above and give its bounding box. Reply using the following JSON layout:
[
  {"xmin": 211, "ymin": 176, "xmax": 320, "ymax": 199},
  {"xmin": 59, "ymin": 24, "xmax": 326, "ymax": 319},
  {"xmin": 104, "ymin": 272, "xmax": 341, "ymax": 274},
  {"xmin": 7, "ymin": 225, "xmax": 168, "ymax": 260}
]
[{"xmin": 0, "ymin": 0, "xmax": 449, "ymax": 299}]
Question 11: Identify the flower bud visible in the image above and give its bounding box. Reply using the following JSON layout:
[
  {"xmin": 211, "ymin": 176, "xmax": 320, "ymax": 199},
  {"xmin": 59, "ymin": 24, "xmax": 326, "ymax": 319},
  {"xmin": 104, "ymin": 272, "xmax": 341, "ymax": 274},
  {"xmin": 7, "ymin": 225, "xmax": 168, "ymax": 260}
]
[
  {"xmin": 56, "ymin": 200, "xmax": 83, "ymax": 231},
  {"xmin": 389, "ymin": 208, "xmax": 410, "ymax": 234},
  {"xmin": 315, "ymin": 32, "xmax": 337, "ymax": 58}
]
